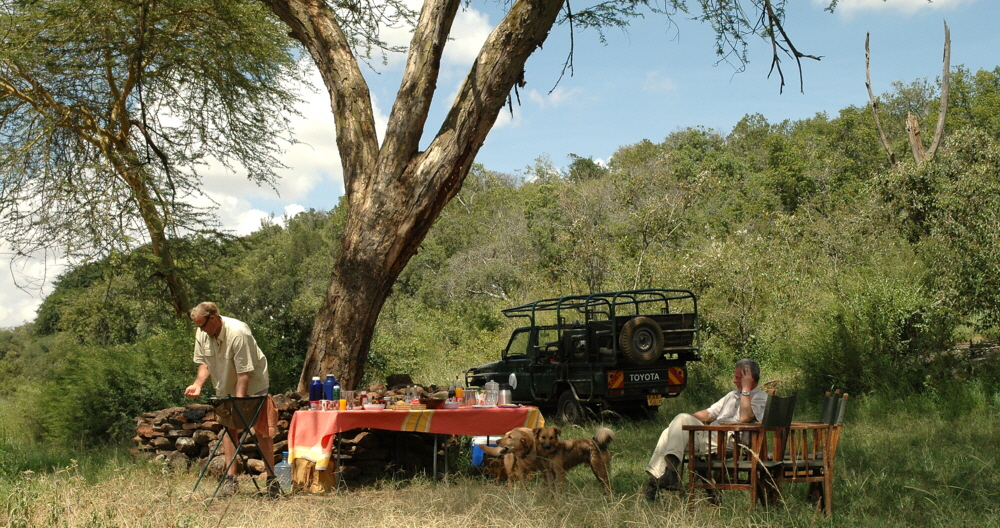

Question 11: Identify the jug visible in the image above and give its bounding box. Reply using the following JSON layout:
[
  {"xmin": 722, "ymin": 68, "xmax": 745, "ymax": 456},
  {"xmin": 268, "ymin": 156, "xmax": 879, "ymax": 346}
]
[
  {"xmin": 484, "ymin": 380, "xmax": 499, "ymax": 406},
  {"xmin": 498, "ymin": 383, "xmax": 512, "ymax": 406}
]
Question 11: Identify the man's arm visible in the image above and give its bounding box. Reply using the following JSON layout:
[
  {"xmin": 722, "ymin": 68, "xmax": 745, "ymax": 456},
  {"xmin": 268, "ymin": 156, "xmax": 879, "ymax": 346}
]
[
  {"xmin": 184, "ymin": 364, "xmax": 211, "ymax": 398},
  {"xmin": 235, "ymin": 372, "xmax": 250, "ymax": 398},
  {"xmin": 692, "ymin": 409, "xmax": 714, "ymax": 424}
]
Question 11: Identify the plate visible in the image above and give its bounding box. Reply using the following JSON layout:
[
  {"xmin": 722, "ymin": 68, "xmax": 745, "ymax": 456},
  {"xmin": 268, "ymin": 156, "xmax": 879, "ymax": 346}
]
[{"xmin": 472, "ymin": 404, "xmax": 496, "ymax": 408}]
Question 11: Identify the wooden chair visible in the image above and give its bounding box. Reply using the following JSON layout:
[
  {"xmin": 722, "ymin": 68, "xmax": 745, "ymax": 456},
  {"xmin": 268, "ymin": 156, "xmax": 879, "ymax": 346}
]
[
  {"xmin": 683, "ymin": 391, "xmax": 797, "ymax": 510},
  {"xmin": 783, "ymin": 391, "xmax": 849, "ymax": 516}
]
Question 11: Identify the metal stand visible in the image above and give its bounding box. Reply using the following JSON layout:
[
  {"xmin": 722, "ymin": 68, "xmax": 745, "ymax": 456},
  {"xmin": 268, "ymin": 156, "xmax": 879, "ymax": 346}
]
[{"xmin": 192, "ymin": 396, "xmax": 274, "ymax": 503}]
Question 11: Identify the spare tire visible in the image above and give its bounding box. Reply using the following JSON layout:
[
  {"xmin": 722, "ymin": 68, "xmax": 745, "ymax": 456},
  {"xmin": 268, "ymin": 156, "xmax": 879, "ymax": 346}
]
[{"xmin": 619, "ymin": 316, "xmax": 664, "ymax": 366}]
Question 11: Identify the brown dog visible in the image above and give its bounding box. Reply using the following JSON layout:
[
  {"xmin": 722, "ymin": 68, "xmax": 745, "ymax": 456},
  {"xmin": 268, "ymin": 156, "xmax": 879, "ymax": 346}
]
[
  {"xmin": 479, "ymin": 427, "xmax": 546, "ymax": 484},
  {"xmin": 535, "ymin": 426, "xmax": 615, "ymax": 492}
]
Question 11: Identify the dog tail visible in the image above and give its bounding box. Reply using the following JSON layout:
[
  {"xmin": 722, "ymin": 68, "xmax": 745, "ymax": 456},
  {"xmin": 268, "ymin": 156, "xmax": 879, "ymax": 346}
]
[{"xmin": 593, "ymin": 427, "xmax": 615, "ymax": 449}]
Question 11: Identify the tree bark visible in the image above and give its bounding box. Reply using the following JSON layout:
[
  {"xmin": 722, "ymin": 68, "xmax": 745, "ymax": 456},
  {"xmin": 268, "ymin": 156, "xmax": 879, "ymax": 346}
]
[{"xmin": 263, "ymin": 0, "xmax": 565, "ymax": 391}]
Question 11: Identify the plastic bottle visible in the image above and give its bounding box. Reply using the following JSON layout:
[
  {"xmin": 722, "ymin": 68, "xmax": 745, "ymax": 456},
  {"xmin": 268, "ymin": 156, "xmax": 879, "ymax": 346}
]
[
  {"xmin": 309, "ymin": 376, "xmax": 323, "ymax": 405},
  {"xmin": 324, "ymin": 374, "xmax": 337, "ymax": 401},
  {"xmin": 331, "ymin": 378, "xmax": 341, "ymax": 402},
  {"xmin": 274, "ymin": 451, "xmax": 293, "ymax": 493}
]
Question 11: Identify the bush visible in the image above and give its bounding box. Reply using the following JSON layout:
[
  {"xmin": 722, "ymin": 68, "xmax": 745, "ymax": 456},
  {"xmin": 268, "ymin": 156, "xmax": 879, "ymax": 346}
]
[
  {"xmin": 797, "ymin": 271, "xmax": 954, "ymax": 396},
  {"xmin": 39, "ymin": 326, "xmax": 193, "ymax": 444}
]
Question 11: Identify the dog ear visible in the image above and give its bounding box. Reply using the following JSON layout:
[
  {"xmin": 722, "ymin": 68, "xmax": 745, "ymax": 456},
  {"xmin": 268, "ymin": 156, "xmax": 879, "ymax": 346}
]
[
  {"xmin": 553, "ymin": 426, "xmax": 562, "ymax": 437},
  {"xmin": 533, "ymin": 427, "xmax": 543, "ymax": 438}
]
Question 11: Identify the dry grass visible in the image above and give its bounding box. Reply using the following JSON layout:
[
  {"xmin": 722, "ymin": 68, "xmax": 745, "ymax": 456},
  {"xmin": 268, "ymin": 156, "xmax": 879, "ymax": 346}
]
[{"xmin": 5, "ymin": 388, "xmax": 1000, "ymax": 527}]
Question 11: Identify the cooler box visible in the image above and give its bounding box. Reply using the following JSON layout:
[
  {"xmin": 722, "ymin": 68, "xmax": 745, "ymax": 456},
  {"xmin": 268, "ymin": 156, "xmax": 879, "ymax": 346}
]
[{"xmin": 471, "ymin": 436, "xmax": 499, "ymax": 467}]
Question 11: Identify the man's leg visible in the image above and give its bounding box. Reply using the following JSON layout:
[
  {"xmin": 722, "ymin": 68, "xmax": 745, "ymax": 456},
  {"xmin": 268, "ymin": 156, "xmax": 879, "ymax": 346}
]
[
  {"xmin": 222, "ymin": 428, "xmax": 240, "ymax": 476},
  {"xmin": 258, "ymin": 434, "xmax": 276, "ymax": 477},
  {"xmin": 644, "ymin": 413, "xmax": 703, "ymax": 499}
]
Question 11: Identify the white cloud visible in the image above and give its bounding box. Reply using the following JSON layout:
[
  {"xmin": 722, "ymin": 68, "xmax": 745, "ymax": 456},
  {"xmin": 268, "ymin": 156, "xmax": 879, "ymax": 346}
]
[
  {"xmin": 442, "ymin": 7, "xmax": 494, "ymax": 67},
  {"xmin": 643, "ymin": 71, "xmax": 676, "ymax": 94},
  {"xmin": 820, "ymin": 0, "xmax": 975, "ymax": 16},
  {"xmin": 0, "ymin": 245, "xmax": 64, "ymax": 329},
  {"xmin": 527, "ymin": 86, "xmax": 583, "ymax": 108}
]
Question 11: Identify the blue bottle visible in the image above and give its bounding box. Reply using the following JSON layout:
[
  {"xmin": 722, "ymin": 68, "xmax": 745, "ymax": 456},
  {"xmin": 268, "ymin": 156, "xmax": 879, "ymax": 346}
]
[
  {"xmin": 324, "ymin": 374, "xmax": 337, "ymax": 400},
  {"xmin": 309, "ymin": 376, "xmax": 323, "ymax": 402}
]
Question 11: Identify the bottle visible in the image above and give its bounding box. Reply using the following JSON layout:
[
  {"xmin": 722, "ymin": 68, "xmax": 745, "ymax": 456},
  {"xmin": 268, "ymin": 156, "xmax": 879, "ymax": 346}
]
[
  {"xmin": 324, "ymin": 374, "xmax": 337, "ymax": 401},
  {"xmin": 309, "ymin": 376, "xmax": 323, "ymax": 408},
  {"xmin": 274, "ymin": 451, "xmax": 293, "ymax": 493},
  {"xmin": 331, "ymin": 378, "xmax": 341, "ymax": 402}
]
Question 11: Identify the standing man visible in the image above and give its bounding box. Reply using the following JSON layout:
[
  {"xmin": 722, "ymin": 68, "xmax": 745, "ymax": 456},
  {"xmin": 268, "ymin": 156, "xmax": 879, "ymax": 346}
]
[
  {"xmin": 642, "ymin": 358, "xmax": 768, "ymax": 500},
  {"xmin": 184, "ymin": 302, "xmax": 279, "ymax": 498}
]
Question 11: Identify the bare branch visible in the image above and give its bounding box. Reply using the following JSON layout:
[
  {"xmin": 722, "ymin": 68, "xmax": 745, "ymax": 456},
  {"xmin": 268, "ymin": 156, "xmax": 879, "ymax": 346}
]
[
  {"xmin": 865, "ymin": 32, "xmax": 896, "ymax": 166},
  {"xmin": 926, "ymin": 19, "xmax": 950, "ymax": 159}
]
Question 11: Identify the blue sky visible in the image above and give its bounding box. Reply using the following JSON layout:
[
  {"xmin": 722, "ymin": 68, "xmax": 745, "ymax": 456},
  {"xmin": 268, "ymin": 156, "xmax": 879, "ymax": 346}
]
[{"xmin": 1, "ymin": 0, "xmax": 998, "ymax": 328}]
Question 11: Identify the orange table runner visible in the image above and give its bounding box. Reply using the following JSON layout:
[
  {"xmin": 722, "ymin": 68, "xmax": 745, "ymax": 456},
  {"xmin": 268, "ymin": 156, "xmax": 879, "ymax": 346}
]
[{"xmin": 289, "ymin": 406, "xmax": 545, "ymax": 470}]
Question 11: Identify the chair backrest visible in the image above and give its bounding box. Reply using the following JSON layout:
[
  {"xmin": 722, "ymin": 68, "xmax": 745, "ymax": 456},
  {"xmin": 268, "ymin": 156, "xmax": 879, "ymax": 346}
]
[
  {"xmin": 761, "ymin": 392, "xmax": 797, "ymax": 429},
  {"xmin": 819, "ymin": 391, "xmax": 849, "ymax": 425}
]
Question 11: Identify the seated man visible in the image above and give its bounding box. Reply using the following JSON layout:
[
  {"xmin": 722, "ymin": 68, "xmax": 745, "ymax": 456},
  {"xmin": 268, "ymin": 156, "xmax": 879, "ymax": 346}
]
[{"xmin": 642, "ymin": 358, "xmax": 768, "ymax": 500}]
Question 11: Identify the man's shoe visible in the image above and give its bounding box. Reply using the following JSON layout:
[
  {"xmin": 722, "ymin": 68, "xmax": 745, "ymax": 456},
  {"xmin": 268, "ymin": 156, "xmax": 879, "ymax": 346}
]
[
  {"xmin": 266, "ymin": 476, "xmax": 281, "ymax": 499},
  {"xmin": 217, "ymin": 475, "xmax": 238, "ymax": 498},
  {"xmin": 643, "ymin": 476, "xmax": 659, "ymax": 501},
  {"xmin": 658, "ymin": 466, "xmax": 681, "ymax": 492}
]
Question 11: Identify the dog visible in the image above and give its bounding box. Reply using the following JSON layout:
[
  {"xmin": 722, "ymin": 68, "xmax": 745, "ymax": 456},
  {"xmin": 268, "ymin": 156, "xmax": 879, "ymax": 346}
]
[
  {"xmin": 535, "ymin": 426, "xmax": 615, "ymax": 492},
  {"xmin": 479, "ymin": 427, "xmax": 546, "ymax": 485}
]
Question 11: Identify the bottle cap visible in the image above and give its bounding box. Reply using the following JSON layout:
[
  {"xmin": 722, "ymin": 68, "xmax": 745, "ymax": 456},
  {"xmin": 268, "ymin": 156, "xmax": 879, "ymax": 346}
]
[{"xmin": 312, "ymin": 376, "xmax": 321, "ymax": 380}]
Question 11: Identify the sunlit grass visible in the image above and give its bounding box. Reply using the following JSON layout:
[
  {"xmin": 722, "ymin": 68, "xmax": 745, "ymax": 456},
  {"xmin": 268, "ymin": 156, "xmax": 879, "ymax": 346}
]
[{"xmin": 3, "ymin": 387, "xmax": 1000, "ymax": 527}]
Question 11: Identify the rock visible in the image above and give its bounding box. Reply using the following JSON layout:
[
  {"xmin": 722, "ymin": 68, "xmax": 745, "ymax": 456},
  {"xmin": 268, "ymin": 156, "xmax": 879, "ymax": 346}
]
[
  {"xmin": 166, "ymin": 450, "xmax": 190, "ymax": 470},
  {"xmin": 151, "ymin": 437, "xmax": 173, "ymax": 450},
  {"xmin": 273, "ymin": 393, "xmax": 298, "ymax": 412},
  {"xmin": 175, "ymin": 437, "xmax": 199, "ymax": 454},
  {"xmin": 168, "ymin": 429, "xmax": 193, "ymax": 438},
  {"xmin": 192, "ymin": 429, "xmax": 216, "ymax": 445},
  {"xmin": 273, "ymin": 439, "xmax": 288, "ymax": 454},
  {"xmin": 183, "ymin": 406, "xmax": 209, "ymax": 421},
  {"xmin": 199, "ymin": 421, "xmax": 223, "ymax": 432},
  {"xmin": 245, "ymin": 458, "xmax": 268, "ymax": 474}
]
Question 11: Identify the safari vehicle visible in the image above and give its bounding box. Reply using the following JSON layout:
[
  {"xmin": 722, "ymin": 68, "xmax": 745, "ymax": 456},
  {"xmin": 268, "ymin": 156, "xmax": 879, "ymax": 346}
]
[{"xmin": 465, "ymin": 288, "xmax": 701, "ymax": 423}]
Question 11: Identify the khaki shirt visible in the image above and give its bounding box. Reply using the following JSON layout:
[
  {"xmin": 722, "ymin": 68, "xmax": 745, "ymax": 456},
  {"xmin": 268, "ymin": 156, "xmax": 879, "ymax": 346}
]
[
  {"xmin": 706, "ymin": 387, "xmax": 768, "ymax": 424},
  {"xmin": 193, "ymin": 316, "xmax": 269, "ymax": 397}
]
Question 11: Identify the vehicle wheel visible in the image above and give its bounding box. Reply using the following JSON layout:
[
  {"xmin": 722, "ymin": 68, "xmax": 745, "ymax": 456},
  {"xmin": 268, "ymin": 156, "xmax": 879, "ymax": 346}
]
[
  {"xmin": 557, "ymin": 390, "xmax": 586, "ymax": 424},
  {"xmin": 619, "ymin": 316, "xmax": 664, "ymax": 366}
]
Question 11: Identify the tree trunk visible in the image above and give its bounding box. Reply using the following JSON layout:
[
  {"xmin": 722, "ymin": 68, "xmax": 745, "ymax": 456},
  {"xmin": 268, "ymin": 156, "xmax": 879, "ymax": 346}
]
[{"xmin": 263, "ymin": 0, "xmax": 565, "ymax": 392}]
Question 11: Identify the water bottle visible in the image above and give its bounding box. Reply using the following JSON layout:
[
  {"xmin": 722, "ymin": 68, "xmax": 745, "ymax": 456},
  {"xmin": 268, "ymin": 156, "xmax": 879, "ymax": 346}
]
[
  {"xmin": 274, "ymin": 451, "xmax": 293, "ymax": 493},
  {"xmin": 324, "ymin": 374, "xmax": 337, "ymax": 400},
  {"xmin": 331, "ymin": 378, "xmax": 341, "ymax": 402},
  {"xmin": 309, "ymin": 376, "xmax": 323, "ymax": 409}
]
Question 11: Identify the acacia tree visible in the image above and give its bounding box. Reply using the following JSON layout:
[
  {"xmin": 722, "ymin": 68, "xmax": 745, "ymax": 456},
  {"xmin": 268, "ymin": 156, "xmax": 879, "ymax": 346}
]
[
  {"xmin": 261, "ymin": 0, "xmax": 824, "ymax": 391},
  {"xmin": 0, "ymin": 0, "xmax": 302, "ymax": 316}
]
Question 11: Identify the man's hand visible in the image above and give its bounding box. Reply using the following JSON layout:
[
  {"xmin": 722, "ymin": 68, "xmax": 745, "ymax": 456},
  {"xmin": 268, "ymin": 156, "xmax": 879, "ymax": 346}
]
[
  {"xmin": 741, "ymin": 364, "xmax": 754, "ymax": 392},
  {"xmin": 184, "ymin": 384, "xmax": 202, "ymax": 398}
]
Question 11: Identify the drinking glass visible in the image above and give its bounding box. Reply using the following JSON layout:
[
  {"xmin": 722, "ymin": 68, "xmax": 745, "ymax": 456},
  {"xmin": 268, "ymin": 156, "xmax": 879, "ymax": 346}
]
[{"xmin": 343, "ymin": 390, "xmax": 355, "ymax": 410}]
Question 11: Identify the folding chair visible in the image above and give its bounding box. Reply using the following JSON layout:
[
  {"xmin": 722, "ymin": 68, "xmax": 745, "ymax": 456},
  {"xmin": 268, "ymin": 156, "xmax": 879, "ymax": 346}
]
[
  {"xmin": 192, "ymin": 395, "xmax": 274, "ymax": 502},
  {"xmin": 783, "ymin": 391, "xmax": 849, "ymax": 516},
  {"xmin": 683, "ymin": 391, "xmax": 797, "ymax": 510}
]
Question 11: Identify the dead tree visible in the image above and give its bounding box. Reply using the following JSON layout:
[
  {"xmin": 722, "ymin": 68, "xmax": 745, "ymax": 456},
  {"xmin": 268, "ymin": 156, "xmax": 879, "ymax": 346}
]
[{"xmin": 866, "ymin": 20, "xmax": 951, "ymax": 166}]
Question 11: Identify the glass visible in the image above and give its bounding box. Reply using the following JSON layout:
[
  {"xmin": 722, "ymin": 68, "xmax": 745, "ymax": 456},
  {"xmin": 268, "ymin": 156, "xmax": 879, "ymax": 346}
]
[
  {"xmin": 197, "ymin": 315, "xmax": 212, "ymax": 330},
  {"xmin": 463, "ymin": 389, "xmax": 477, "ymax": 407},
  {"xmin": 342, "ymin": 390, "xmax": 355, "ymax": 410}
]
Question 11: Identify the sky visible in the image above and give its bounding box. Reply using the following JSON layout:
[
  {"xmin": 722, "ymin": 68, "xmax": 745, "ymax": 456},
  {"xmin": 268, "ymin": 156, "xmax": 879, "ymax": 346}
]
[{"xmin": 1, "ymin": 0, "xmax": 998, "ymax": 328}]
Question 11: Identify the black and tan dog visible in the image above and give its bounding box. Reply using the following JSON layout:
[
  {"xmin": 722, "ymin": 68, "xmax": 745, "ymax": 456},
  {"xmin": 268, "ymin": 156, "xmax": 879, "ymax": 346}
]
[{"xmin": 535, "ymin": 426, "xmax": 615, "ymax": 492}]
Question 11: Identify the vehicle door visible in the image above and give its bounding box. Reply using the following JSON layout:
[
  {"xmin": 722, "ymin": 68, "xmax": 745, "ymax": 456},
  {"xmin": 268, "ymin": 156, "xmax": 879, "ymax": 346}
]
[
  {"xmin": 530, "ymin": 327, "xmax": 560, "ymax": 400},
  {"xmin": 503, "ymin": 328, "xmax": 534, "ymax": 402}
]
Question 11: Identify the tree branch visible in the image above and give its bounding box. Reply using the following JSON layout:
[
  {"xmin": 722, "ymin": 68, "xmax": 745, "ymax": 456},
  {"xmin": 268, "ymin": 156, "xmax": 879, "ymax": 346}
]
[
  {"xmin": 926, "ymin": 19, "xmax": 950, "ymax": 160},
  {"xmin": 379, "ymin": 0, "xmax": 461, "ymax": 175},
  {"xmin": 865, "ymin": 32, "xmax": 896, "ymax": 166},
  {"xmin": 260, "ymin": 0, "xmax": 379, "ymax": 202}
]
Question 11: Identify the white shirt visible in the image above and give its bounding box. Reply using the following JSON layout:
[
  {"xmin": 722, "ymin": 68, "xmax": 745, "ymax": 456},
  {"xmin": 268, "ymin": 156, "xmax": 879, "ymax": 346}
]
[
  {"xmin": 706, "ymin": 386, "xmax": 768, "ymax": 424},
  {"xmin": 193, "ymin": 316, "xmax": 269, "ymax": 397}
]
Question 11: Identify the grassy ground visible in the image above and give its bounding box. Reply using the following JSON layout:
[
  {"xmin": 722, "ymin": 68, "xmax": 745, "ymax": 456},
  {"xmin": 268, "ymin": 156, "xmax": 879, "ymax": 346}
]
[{"xmin": 3, "ymin": 388, "xmax": 1000, "ymax": 527}]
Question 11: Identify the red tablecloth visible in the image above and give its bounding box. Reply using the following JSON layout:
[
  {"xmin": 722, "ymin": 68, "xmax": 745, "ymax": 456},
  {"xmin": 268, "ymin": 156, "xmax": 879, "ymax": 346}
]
[{"xmin": 288, "ymin": 406, "xmax": 545, "ymax": 470}]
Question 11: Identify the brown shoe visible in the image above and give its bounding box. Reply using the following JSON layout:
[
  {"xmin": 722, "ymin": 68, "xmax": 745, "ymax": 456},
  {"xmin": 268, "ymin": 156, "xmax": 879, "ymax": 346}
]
[
  {"xmin": 643, "ymin": 476, "xmax": 659, "ymax": 501},
  {"xmin": 216, "ymin": 475, "xmax": 238, "ymax": 498},
  {"xmin": 658, "ymin": 466, "xmax": 681, "ymax": 491}
]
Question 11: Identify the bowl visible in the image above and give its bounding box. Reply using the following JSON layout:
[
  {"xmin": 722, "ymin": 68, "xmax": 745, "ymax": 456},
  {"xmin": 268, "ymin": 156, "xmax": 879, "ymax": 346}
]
[
  {"xmin": 363, "ymin": 403, "xmax": 385, "ymax": 410},
  {"xmin": 442, "ymin": 401, "xmax": 459, "ymax": 409},
  {"xmin": 418, "ymin": 398, "xmax": 446, "ymax": 409}
]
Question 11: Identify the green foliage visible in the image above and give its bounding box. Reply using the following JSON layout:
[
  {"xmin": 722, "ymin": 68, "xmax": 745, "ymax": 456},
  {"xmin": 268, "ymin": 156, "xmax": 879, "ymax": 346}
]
[{"xmin": 38, "ymin": 326, "xmax": 193, "ymax": 443}]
